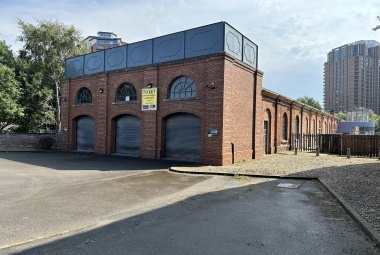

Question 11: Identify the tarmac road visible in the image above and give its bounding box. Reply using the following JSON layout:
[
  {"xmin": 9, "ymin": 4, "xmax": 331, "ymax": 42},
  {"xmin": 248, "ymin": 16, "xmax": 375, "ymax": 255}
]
[{"xmin": 0, "ymin": 152, "xmax": 378, "ymax": 255}]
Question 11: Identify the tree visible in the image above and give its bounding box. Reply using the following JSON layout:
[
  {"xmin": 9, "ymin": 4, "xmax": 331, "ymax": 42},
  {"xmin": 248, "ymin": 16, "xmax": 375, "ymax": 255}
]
[
  {"xmin": 335, "ymin": 111, "xmax": 346, "ymax": 121},
  {"xmin": 296, "ymin": 96, "xmax": 322, "ymax": 110},
  {"xmin": 17, "ymin": 19, "xmax": 88, "ymax": 132},
  {"xmin": 369, "ymin": 110, "xmax": 380, "ymax": 134},
  {"xmin": 0, "ymin": 40, "xmax": 23, "ymax": 132},
  {"xmin": 0, "ymin": 40, "xmax": 15, "ymax": 68},
  {"xmin": 13, "ymin": 57, "xmax": 55, "ymax": 133},
  {"xmin": 0, "ymin": 64, "xmax": 24, "ymax": 132}
]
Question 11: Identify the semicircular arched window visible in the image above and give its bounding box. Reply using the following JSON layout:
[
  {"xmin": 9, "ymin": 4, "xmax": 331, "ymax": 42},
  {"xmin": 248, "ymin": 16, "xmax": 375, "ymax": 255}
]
[
  {"xmin": 282, "ymin": 113, "xmax": 288, "ymax": 140},
  {"xmin": 169, "ymin": 76, "xmax": 196, "ymax": 99},
  {"xmin": 75, "ymin": 87, "xmax": 92, "ymax": 105},
  {"xmin": 116, "ymin": 83, "xmax": 137, "ymax": 102},
  {"xmin": 295, "ymin": 116, "xmax": 300, "ymax": 138}
]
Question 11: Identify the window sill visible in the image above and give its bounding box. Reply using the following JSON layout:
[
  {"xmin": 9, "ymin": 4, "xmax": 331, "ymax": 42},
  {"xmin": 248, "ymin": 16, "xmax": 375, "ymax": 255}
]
[
  {"xmin": 74, "ymin": 103, "xmax": 94, "ymax": 106},
  {"xmin": 163, "ymin": 97, "xmax": 199, "ymax": 102},
  {"xmin": 112, "ymin": 101, "xmax": 139, "ymax": 105}
]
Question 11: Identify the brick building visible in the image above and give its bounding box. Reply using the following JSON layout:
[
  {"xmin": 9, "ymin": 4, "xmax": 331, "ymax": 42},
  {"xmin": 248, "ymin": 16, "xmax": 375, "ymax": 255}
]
[{"xmin": 62, "ymin": 22, "xmax": 338, "ymax": 165}]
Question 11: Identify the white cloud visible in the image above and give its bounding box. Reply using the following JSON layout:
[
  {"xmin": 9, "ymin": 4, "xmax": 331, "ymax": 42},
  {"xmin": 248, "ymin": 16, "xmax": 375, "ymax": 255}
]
[{"xmin": 1, "ymin": 0, "xmax": 380, "ymax": 104}]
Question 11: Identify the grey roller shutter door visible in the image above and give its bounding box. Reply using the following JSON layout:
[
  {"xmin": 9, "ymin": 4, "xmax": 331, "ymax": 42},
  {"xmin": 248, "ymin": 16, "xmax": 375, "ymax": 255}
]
[
  {"xmin": 77, "ymin": 116, "xmax": 95, "ymax": 152},
  {"xmin": 166, "ymin": 113, "xmax": 201, "ymax": 162},
  {"xmin": 116, "ymin": 115, "xmax": 141, "ymax": 156}
]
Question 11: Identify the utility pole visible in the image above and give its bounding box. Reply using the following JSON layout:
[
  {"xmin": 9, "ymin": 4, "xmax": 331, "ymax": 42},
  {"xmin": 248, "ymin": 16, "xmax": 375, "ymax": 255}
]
[{"xmin": 373, "ymin": 16, "xmax": 380, "ymax": 31}]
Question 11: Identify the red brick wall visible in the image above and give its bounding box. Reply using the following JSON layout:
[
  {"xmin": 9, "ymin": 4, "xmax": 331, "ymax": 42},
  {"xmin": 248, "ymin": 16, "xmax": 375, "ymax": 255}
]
[
  {"xmin": 223, "ymin": 58, "xmax": 255, "ymax": 164},
  {"xmin": 262, "ymin": 99, "xmax": 274, "ymax": 154},
  {"xmin": 61, "ymin": 53, "xmax": 338, "ymax": 165},
  {"xmin": 0, "ymin": 133, "xmax": 65, "ymax": 151},
  {"xmin": 62, "ymin": 54, "xmax": 236, "ymax": 165},
  {"xmin": 252, "ymin": 72, "xmax": 264, "ymax": 159},
  {"xmin": 259, "ymin": 93, "xmax": 339, "ymax": 153}
]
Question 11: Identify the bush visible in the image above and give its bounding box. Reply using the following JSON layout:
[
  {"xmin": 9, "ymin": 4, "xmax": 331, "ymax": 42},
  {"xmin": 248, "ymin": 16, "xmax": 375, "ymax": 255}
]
[{"xmin": 39, "ymin": 137, "xmax": 55, "ymax": 150}]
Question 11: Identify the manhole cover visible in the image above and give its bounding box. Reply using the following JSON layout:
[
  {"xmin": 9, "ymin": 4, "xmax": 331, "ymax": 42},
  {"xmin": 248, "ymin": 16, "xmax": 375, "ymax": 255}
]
[{"xmin": 276, "ymin": 183, "xmax": 301, "ymax": 189}]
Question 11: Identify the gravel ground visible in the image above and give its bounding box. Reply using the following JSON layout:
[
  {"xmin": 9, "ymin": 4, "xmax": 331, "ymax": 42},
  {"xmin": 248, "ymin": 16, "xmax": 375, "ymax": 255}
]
[{"xmin": 173, "ymin": 151, "xmax": 380, "ymax": 235}]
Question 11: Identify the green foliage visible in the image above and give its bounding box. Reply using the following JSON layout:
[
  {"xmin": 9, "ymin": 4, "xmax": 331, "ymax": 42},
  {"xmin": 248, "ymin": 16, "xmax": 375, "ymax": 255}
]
[
  {"xmin": 369, "ymin": 111, "xmax": 380, "ymax": 134},
  {"xmin": 15, "ymin": 18, "xmax": 88, "ymax": 132},
  {"xmin": 17, "ymin": 19, "xmax": 88, "ymax": 75},
  {"xmin": 0, "ymin": 40, "xmax": 15, "ymax": 68},
  {"xmin": 0, "ymin": 64, "xmax": 24, "ymax": 132},
  {"xmin": 335, "ymin": 111, "xmax": 346, "ymax": 121},
  {"xmin": 296, "ymin": 96, "xmax": 322, "ymax": 110},
  {"xmin": 13, "ymin": 57, "xmax": 55, "ymax": 133}
]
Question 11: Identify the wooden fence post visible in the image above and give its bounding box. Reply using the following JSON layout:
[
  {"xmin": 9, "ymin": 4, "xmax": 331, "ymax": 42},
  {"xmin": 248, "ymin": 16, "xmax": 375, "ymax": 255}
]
[{"xmin": 347, "ymin": 148, "xmax": 351, "ymax": 159}]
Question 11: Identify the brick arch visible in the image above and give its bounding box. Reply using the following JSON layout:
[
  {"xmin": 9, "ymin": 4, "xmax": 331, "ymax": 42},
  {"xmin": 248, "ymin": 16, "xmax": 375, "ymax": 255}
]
[
  {"xmin": 167, "ymin": 76, "xmax": 197, "ymax": 99},
  {"xmin": 264, "ymin": 108, "xmax": 271, "ymax": 121},
  {"xmin": 162, "ymin": 69, "xmax": 201, "ymax": 98},
  {"xmin": 74, "ymin": 86, "xmax": 94, "ymax": 105},
  {"xmin": 109, "ymin": 111, "xmax": 143, "ymax": 121},
  {"xmin": 110, "ymin": 114, "xmax": 142, "ymax": 155},
  {"xmin": 110, "ymin": 77, "xmax": 140, "ymax": 100},
  {"xmin": 264, "ymin": 109, "xmax": 272, "ymax": 154},
  {"xmin": 70, "ymin": 114, "xmax": 96, "ymax": 151},
  {"xmin": 162, "ymin": 109, "xmax": 202, "ymax": 120},
  {"xmin": 71, "ymin": 112, "xmax": 97, "ymax": 121},
  {"xmin": 282, "ymin": 112, "xmax": 288, "ymax": 141},
  {"xmin": 161, "ymin": 112, "xmax": 202, "ymax": 162},
  {"xmin": 162, "ymin": 69, "xmax": 200, "ymax": 87},
  {"xmin": 108, "ymin": 112, "xmax": 143, "ymax": 154},
  {"xmin": 295, "ymin": 115, "xmax": 300, "ymax": 134}
]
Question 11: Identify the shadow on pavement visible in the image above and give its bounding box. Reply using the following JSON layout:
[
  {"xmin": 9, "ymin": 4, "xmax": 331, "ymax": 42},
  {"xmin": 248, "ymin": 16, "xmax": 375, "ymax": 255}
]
[
  {"xmin": 283, "ymin": 162, "xmax": 380, "ymax": 246},
  {"xmin": 0, "ymin": 152, "xmax": 198, "ymax": 171},
  {"xmin": 4, "ymin": 178, "xmax": 379, "ymax": 255}
]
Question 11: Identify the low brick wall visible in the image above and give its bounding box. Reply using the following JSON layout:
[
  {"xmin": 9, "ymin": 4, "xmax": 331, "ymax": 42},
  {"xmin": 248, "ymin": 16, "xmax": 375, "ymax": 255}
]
[{"xmin": 0, "ymin": 133, "xmax": 66, "ymax": 151}]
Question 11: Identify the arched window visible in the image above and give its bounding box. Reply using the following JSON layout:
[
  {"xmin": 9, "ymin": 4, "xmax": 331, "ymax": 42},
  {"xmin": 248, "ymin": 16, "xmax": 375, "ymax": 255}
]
[
  {"xmin": 282, "ymin": 113, "xmax": 288, "ymax": 141},
  {"xmin": 75, "ymin": 88, "xmax": 92, "ymax": 105},
  {"xmin": 168, "ymin": 76, "xmax": 196, "ymax": 99},
  {"xmin": 295, "ymin": 116, "xmax": 300, "ymax": 138},
  {"xmin": 116, "ymin": 82, "xmax": 137, "ymax": 102}
]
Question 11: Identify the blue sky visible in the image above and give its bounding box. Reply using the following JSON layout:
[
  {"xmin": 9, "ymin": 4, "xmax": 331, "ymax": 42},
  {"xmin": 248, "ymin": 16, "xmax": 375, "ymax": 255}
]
[{"xmin": 1, "ymin": 0, "xmax": 380, "ymax": 105}]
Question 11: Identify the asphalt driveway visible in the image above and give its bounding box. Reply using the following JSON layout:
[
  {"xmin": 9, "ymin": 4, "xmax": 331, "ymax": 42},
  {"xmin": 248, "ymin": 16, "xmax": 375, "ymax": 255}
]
[{"xmin": 0, "ymin": 152, "xmax": 378, "ymax": 255}]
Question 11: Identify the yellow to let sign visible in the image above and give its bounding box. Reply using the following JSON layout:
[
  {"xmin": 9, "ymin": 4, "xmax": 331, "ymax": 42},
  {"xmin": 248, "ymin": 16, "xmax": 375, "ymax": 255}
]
[{"xmin": 141, "ymin": 88, "xmax": 157, "ymax": 111}]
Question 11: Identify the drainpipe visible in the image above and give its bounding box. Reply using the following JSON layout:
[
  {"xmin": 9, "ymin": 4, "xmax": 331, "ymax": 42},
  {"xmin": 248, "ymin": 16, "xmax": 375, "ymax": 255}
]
[{"xmin": 231, "ymin": 142, "xmax": 235, "ymax": 164}]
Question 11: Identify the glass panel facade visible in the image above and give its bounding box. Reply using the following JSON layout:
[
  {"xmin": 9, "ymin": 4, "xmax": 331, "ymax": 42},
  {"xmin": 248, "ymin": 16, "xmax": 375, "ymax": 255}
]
[
  {"xmin": 351, "ymin": 44, "xmax": 359, "ymax": 56},
  {"xmin": 357, "ymin": 111, "xmax": 362, "ymax": 122},
  {"xmin": 97, "ymin": 39, "xmax": 118, "ymax": 45},
  {"xmin": 340, "ymin": 47, "xmax": 346, "ymax": 59},
  {"xmin": 333, "ymin": 49, "xmax": 339, "ymax": 61},
  {"xmin": 346, "ymin": 109, "xmax": 370, "ymax": 122},
  {"xmin": 346, "ymin": 112, "xmax": 352, "ymax": 122}
]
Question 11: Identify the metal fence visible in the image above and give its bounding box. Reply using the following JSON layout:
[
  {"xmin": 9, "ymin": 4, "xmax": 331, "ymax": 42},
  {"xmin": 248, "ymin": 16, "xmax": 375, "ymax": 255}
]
[
  {"xmin": 291, "ymin": 133, "xmax": 320, "ymax": 152},
  {"xmin": 291, "ymin": 133, "xmax": 380, "ymax": 158}
]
